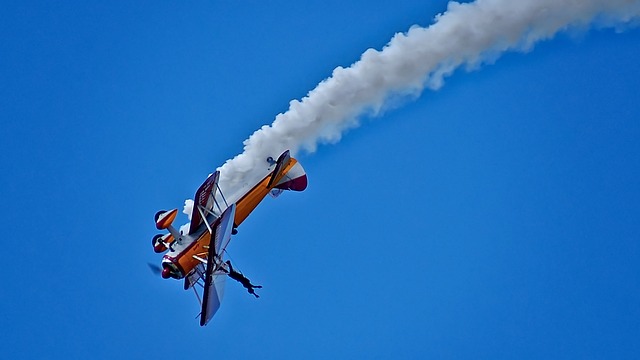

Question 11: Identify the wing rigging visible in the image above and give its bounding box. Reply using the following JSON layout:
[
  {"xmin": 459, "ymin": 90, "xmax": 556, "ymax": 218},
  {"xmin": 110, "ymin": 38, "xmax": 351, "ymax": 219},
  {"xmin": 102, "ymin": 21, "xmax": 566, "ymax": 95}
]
[{"xmin": 184, "ymin": 263, "xmax": 206, "ymax": 290}]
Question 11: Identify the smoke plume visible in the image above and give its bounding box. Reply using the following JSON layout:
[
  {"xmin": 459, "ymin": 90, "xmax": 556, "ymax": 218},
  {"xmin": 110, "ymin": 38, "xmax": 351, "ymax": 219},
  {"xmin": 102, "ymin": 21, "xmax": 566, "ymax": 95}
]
[{"xmin": 217, "ymin": 0, "xmax": 640, "ymax": 187}]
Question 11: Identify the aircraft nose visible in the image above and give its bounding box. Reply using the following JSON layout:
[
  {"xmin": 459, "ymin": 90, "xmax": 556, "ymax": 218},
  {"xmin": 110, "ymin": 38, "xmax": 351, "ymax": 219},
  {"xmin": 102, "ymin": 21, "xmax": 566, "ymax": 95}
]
[{"xmin": 161, "ymin": 267, "xmax": 172, "ymax": 279}]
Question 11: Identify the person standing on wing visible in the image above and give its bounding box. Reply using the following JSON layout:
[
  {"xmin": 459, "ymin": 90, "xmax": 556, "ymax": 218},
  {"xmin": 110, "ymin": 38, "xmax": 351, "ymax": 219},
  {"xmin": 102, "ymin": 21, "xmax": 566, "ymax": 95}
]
[{"xmin": 221, "ymin": 260, "xmax": 263, "ymax": 298}]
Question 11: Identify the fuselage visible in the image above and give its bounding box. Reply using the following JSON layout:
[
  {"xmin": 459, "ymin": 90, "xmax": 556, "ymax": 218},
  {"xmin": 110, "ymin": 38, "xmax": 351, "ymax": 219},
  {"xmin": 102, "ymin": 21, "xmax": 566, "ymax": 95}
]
[{"xmin": 161, "ymin": 158, "xmax": 302, "ymax": 279}]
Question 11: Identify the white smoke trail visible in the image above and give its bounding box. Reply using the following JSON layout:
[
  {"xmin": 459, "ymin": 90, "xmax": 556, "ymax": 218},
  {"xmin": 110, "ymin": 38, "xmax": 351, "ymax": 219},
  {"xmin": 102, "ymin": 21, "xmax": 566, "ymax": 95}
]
[{"xmin": 217, "ymin": 0, "xmax": 640, "ymax": 187}]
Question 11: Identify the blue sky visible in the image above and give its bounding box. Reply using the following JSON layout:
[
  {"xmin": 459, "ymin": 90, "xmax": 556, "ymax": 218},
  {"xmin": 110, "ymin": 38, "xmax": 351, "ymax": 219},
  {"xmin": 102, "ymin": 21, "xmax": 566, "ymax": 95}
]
[{"xmin": 1, "ymin": 1, "xmax": 639, "ymax": 359}]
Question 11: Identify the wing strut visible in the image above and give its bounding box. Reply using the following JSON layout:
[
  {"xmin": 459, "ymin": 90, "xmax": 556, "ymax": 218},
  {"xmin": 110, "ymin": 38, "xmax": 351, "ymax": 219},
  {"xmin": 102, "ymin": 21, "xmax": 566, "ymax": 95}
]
[
  {"xmin": 188, "ymin": 171, "xmax": 220, "ymax": 235},
  {"xmin": 196, "ymin": 205, "xmax": 214, "ymax": 235}
]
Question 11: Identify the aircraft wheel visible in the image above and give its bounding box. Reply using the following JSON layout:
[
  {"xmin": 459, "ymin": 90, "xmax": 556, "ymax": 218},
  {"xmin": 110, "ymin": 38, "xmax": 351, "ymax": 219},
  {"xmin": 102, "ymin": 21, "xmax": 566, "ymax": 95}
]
[
  {"xmin": 152, "ymin": 234, "xmax": 167, "ymax": 253},
  {"xmin": 154, "ymin": 210, "xmax": 167, "ymax": 223},
  {"xmin": 152, "ymin": 234, "xmax": 163, "ymax": 246}
]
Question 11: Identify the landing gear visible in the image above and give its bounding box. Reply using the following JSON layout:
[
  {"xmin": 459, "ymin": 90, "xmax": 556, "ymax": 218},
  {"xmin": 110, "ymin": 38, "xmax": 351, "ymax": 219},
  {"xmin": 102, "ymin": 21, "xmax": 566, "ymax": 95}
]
[
  {"xmin": 152, "ymin": 234, "xmax": 166, "ymax": 253},
  {"xmin": 154, "ymin": 210, "xmax": 167, "ymax": 223}
]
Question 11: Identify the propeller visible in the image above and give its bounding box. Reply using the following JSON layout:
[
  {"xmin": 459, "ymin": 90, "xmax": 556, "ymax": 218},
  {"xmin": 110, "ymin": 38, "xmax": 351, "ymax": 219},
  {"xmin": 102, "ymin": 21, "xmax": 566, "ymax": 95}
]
[{"xmin": 147, "ymin": 263, "xmax": 162, "ymax": 276}]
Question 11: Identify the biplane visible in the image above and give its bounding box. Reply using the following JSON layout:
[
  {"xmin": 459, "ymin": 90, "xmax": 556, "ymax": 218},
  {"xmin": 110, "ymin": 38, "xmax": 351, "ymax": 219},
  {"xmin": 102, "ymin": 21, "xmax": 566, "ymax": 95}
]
[{"xmin": 150, "ymin": 150, "xmax": 307, "ymax": 326}]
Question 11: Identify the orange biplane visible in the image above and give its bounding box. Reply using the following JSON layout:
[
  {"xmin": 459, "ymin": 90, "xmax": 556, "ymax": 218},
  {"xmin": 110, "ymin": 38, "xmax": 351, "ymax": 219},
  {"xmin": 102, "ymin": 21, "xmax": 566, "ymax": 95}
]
[{"xmin": 150, "ymin": 150, "xmax": 307, "ymax": 326}]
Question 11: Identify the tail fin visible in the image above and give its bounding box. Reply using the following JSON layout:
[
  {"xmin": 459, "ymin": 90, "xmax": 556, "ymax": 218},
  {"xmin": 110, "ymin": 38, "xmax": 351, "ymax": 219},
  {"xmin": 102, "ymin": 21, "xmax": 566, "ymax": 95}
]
[
  {"xmin": 267, "ymin": 150, "xmax": 291, "ymax": 188},
  {"xmin": 274, "ymin": 160, "xmax": 308, "ymax": 192}
]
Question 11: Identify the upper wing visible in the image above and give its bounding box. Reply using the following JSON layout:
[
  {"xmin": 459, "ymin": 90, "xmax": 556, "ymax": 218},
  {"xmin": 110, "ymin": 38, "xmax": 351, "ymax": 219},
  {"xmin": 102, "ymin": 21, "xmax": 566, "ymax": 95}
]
[
  {"xmin": 200, "ymin": 203, "xmax": 236, "ymax": 326},
  {"xmin": 188, "ymin": 171, "xmax": 220, "ymax": 235},
  {"xmin": 199, "ymin": 270, "xmax": 225, "ymax": 326},
  {"xmin": 213, "ymin": 203, "xmax": 236, "ymax": 255}
]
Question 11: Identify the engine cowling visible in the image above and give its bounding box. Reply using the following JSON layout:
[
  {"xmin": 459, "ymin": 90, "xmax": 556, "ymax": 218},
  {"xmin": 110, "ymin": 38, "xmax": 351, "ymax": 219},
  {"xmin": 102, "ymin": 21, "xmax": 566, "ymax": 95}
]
[{"xmin": 161, "ymin": 267, "xmax": 172, "ymax": 279}]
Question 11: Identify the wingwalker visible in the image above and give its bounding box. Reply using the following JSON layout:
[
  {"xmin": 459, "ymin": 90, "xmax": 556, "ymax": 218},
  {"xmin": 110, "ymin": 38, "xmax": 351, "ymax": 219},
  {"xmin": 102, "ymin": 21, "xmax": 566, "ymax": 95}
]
[{"xmin": 150, "ymin": 150, "xmax": 308, "ymax": 326}]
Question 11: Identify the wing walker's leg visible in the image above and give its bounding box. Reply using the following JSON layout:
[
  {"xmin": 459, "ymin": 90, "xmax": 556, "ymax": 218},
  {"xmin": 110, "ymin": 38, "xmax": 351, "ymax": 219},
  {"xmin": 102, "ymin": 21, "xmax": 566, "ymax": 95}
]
[{"xmin": 222, "ymin": 260, "xmax": 262, "ymax": 298}]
